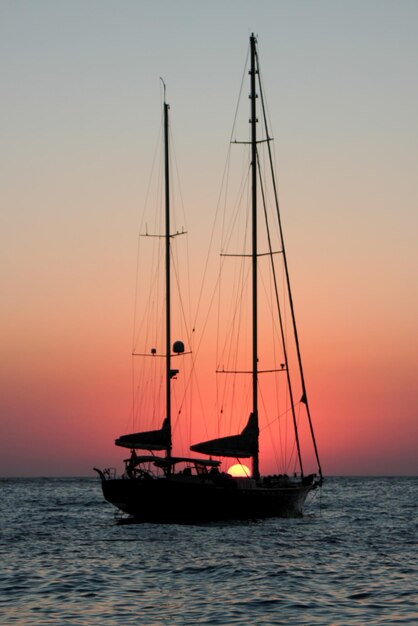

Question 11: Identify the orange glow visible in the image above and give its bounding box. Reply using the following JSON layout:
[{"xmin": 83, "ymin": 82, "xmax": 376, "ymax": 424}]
[
  {"xmin": 227, "ymin": 464, "xmax": 251, "ymax": 477},
  {"xmin": 1, "ymin": 10, "xmax": 418, "ymax": 479}
]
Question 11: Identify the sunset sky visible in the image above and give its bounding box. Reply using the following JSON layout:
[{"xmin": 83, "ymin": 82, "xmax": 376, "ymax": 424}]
[{"xmin": 1, "ymin": 1, "xmax": 417, "ymax": 477}]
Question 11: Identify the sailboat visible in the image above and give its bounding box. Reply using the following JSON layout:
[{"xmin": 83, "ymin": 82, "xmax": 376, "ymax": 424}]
[{"xmin": 95, "ymin": 35, "xmax": 323, "ymax": 522}]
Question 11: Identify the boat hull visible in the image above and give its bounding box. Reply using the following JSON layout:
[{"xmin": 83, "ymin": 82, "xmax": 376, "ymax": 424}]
[{"xmin": 99, "ymin": 475, "xmax": 316, "ymax": 522}]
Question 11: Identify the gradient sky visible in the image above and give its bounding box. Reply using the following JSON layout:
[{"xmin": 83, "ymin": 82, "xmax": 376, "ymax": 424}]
[{"xmin": 1, "ymin": 1, "xmax": 417, "ymax": 476}]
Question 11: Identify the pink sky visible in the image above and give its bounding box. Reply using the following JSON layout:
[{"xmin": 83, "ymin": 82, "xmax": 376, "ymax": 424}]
[{"xmin": 1, "ymin": 2, "xmax": 417, "ymax": 477}]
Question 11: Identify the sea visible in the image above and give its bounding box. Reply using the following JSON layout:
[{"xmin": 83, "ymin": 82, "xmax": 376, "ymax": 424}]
[{"xmin": 0, "ymin": 477, "xmax": 416, "ymax": 625}]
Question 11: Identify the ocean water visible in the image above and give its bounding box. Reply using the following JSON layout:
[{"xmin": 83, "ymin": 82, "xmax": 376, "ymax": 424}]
[{"xmin": 0, "ymin": 477, "xmax": 416, "ymax": 625}]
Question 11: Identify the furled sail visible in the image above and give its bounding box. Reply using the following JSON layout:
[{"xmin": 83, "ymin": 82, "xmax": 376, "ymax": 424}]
[
  {"xmin": 190, "ymin": 413, "xmax": 258, "ymax": 458},
  {"xmin": 115, "ymin": 418, "xmax": 170, "ymax": 451}
]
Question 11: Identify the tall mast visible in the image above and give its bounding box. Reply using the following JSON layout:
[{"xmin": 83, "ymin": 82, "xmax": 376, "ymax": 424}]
[
  {"xmin": 163, "ymin": 93, "xmax": 172, "ymax": 460},
  {"xmin": 250, "ymin": 33, "xmax": 260, "ymax": 480}
]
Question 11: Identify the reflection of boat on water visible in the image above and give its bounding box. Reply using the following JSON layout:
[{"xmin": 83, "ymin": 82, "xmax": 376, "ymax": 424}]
[{"xmin": 95, "ymin": 35, "xmax": 323, "ymax": 522}]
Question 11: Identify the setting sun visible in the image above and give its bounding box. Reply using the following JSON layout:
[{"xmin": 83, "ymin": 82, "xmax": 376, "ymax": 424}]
[{"xmin": 227, "ymin": 464, "xmax": 251, "ymax": 477}]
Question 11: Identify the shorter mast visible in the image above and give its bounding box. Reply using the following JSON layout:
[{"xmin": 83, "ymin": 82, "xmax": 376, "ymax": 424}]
[
  {"xmin": 163, "ymin": 84, "xmax": 173, "ymax": 461},
  {"xmin": 114, "ymin": 85, "xmax": 176, "ymax": 460}
]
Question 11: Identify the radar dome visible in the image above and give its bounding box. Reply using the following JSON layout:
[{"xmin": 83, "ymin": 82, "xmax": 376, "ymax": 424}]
[{"xmin": 173, "ymin": 340, "xmax": 185, "ymax": 354}]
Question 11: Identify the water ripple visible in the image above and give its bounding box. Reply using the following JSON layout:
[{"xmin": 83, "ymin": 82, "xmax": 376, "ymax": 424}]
[{"xmin": 0, "ymin": 477, "xmax": 417, "ymax": 625}]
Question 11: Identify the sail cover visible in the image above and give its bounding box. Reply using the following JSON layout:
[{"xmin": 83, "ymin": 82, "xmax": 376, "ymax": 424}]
[
  {"xmin": 115, "ymin": 418, "xmax": 170, "ymax": 451},
  {"xmin": 190, "ymin": 413, "xmax": 258, "ymax": 458}
]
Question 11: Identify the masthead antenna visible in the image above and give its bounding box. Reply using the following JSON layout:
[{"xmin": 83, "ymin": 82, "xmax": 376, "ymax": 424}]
[{"xmin": 160, "ymin": 77, "xmax": 167, "ymax": 103}]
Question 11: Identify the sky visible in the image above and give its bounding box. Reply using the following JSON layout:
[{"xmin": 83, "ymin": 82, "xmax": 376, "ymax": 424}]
[{"xmin": 1, "ymin": 0, "xmax": 417, "ymax": 477}]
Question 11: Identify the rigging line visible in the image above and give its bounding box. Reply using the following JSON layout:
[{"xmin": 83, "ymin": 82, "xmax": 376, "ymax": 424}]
[
  {"xmin": 170, "ymin": 248, "xmax": 194, "ymax": 352},
  {"xmin": 235, "ymin": 459, "xmax": 251, "ymax": 475},
  {"xmin": 191, "ymin": 253, "xmax": 224, "ymax": 358},
  {"xmin": 226, "ymin": 195, "xmax": 249, "ymax": 420},
  {"xmin": 257, "ymin": 148, "xmax": 304, "ymax": 477},
  {"xmin": 233, "ymin": 188, "xmax": 252, "ymax": 434},
  {"xmin": 132, "ymin": 240, "xmax": 142, "ymax": 354},
  {"xmin": 137, "ymin": 122, "xmax": 163, "ymax": 238},
  {"xmin": 130, "ymin": 231, "xmax": 146, "ymax": 430},
  {"xmin": 194, "ymin": 109, "xmax": 252, "ymax": 433},
  {"xmin": 220, "ymin": 251, "xmax": 281, "ymax": 257},
  {"xmin": 220, "ymin": 161, "xmax": 251, "ymax": 260},
  {"xmin": 215, "ymin": 166, "xmax": 251, "ymax": 375},
  {"xmin": 257, "ymin": 261, "xmax": 283, "ymax": 344},
  {"xmin": 174, "ymin": 356, "xmax": 195, "ymax": 447},
  {"xmin": 189, "ymin": 182, "xmax": 250, "ymax": 387},
  {"xmin": 254, "ymin": 53, "xmax": 276, "ymax": 152},
  {"xmin": 168, "ymin": 110, "xmax": 187, "ymax": 228},
  {"xmin": 130, "ymin": 355, "xmax": 135, "ymax": 431},
  {"xmin": 169, "ymin": 123, "xmax": 193, "ymax": 336},
  {"xmin": 257, "ymin": 64, "xmax": 323, "ymax": 480},
  {"xmin": 264, "ymin": 252, "xmax": 285, "ymax": 428},
  {"xmin": 220, "ymin": 185, "xmax": 248, "ymax": 368},
  {"xmin": 289, "ymin": 405, "xmax": 302, "ymax": 475},
  {"xmin": 260, "ymin": 400, "xmax": 304, "ymax": 431},
  {"xmin": 215, "ymin": 146, "xmax": 236, "ymax": 424},
  {"xmin": 190, "ymin": 44, "xmax": 251, "ymax": 430},
  {"xmin": 193, "ymin": 41, "xmax": 249, "ymax": 333},
  {"xmin": 191, "ymin": 141, "xmax": 232, "ymax": 334},
  {"xmin": 192, "ymin": 44, "xmax": 248, "ymax": 333},
  {"xmin": 258, "ymin": 384, "xmax": 287, "ymax": 475},
  {"xmin": 133, "ymin": 130, "xmax": 165, "ymax": 352},
  {"xmin": 216, "ymin": 261, "xmax": 251, "ymax": 372},
  {"xmin": 216, "ymin": 168, "xmax": 252, "ymax": 432},
  {"xmin": 132, "ymin": 122, "xmax": 163, "ymax": 348},
  {"xmin": 231, "ymin": 378, "xmax": 252, "ymax": 434},
  {"xmin": 172, "ymin": 253, "xmax": 244, "ymax": 442},
  {"xmin": 217, "ymin": 367, "xmax": 287, "ymax": 374},
  {"xmin": 258, "ymin": 384, "xmax": 278, "ymax": 471},
  {"xmin": 132, "ymin": 244, "xmax": 164, "ymax": 350},
  {"xmin": 172, "ymin": 338, "xmax": 210, "ymax": 439},
  {"xmin": 215, "ymin": 214, "xmax": 224, "ymax": 428},
  {"xmin": 230, "ymin": 42, "xmax": 251, "ymax": 144}
]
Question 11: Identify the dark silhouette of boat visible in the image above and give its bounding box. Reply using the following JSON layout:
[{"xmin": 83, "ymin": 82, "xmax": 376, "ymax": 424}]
[{"xmin": 95, "ymin": 35, "xmax": 323, "ymax": 522}]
